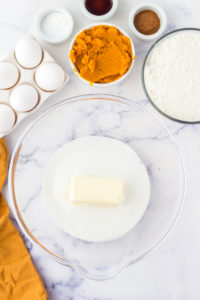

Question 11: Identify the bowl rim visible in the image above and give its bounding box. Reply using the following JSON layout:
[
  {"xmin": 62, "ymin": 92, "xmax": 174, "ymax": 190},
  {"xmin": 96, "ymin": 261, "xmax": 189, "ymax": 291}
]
[
  {"xmin": 128, "ymin": 2, "xmax": 167, "ymax": 41},
  {"xmin": 8, "ymin": 93, "xmax": 186, "ymax": 281},
  {"xmin": 79, "ymin": 0, "xmax": 118, "ymax": 21},
  {"xmin": 68, "ymin": 23, "xmax": 135, "ymax": 87},
  {"xmin": 142, "ymin": 27, "xmax": 200, "ymax": 124}
]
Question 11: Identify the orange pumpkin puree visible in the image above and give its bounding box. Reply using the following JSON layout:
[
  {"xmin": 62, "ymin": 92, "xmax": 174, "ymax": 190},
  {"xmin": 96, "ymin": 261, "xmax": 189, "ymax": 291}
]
[
  {"xmin": 0, "ymin": 138, "xmax": 9, "ymax": 191},
  {"xmin": 69, "ymin": 25, "xmax": 133, "ymax": 84}
]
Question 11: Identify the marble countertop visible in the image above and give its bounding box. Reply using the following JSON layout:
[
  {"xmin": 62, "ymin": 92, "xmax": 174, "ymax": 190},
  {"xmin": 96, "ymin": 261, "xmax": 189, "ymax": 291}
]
[{"xmin": 1, "ymin": 0, "xmax": 200, "ymax": 299}]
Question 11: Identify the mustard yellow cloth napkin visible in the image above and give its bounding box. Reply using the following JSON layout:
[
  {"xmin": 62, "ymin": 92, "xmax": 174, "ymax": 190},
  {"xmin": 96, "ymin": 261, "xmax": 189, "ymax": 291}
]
[{"xmin": 0, "ymin": 138, "xmax": 47, "ymax": 300}]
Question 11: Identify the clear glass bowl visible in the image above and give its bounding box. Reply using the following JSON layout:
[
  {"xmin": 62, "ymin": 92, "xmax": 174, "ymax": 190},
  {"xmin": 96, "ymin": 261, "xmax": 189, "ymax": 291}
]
[
  {"xmin": 142, "ymin": 28, "xmax": 200, "ymax": 124},
  {"xmin": 8, "ymin": 94, "xmax": 185, "ymax": 280}
]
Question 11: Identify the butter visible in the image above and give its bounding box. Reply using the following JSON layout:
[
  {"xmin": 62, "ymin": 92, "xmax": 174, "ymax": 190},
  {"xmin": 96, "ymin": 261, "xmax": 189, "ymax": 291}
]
[{"xmin": 67, "ymin": 176, "xmax": 125, "ymax": 206}]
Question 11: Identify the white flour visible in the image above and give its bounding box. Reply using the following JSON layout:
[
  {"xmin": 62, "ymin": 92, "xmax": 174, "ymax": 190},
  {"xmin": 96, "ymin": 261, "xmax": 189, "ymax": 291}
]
[{"xmin": 144, "ymin": 31, "xmax": 200, "ymax": 122}]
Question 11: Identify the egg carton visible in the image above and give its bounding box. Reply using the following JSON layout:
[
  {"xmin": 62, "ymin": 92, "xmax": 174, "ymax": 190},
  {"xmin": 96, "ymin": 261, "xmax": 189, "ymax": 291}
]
[{"xmin": 0, "ymin": 36, "xmax": 69, "ymax": 138}]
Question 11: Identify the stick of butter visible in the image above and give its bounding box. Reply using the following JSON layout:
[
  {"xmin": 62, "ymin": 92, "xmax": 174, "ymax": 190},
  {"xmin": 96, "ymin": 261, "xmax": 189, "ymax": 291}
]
[{"xmin": 67, "ymin": 176, "xmax": 125, "ymax": 206}]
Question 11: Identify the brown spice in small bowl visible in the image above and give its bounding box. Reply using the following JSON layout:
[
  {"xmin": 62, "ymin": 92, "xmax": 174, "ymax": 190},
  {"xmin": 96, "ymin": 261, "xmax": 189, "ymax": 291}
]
[{"xmin": 134, "ymin": 10, "xmax": 160, "ymax": 35}]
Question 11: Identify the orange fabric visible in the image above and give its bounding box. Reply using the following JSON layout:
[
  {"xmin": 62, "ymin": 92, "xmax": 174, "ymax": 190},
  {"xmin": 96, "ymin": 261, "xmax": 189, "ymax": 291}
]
[
  {"xmin": 0, "ymin": 138, "xmax": 47, "ymax": 300},
  {"xmin": 0, "ymin": 138, "xmax": 9, "ymax": 191}
]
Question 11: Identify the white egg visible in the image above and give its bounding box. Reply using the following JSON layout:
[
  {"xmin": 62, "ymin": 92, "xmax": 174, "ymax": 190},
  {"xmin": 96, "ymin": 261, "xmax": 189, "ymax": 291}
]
[
  {"xmin": 0, "ymin": 104, "xmax": 16, "ymax": 132},
  {"xmin": 0, "ymin": 62, "xmax": 19, "ymax": 89},
  {"xmin": 10, "ymin": 84, "xmax": 39, "ymax": 112},
  {"xmin": 35, "ymin": 63, "xmax": 65, "ymax": 91},
  {"xmin": 15, "ymin": 37, "xmax": 43, "ymax": 68}
]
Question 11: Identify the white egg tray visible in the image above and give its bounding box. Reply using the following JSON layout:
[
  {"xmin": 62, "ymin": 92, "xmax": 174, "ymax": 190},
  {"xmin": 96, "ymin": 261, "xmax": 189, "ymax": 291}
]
[{"xmin": 0, "ymin": 36, "xmax": 69, "ymax": 138}]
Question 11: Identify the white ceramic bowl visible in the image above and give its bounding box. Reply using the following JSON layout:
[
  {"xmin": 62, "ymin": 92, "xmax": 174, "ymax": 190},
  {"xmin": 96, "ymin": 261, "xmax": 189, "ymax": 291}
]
[
  {"xmin": 79, "ymin": 0, "xmax": 118, "ymax": 21},
  {"xmin": 69, "ymin": 23, "xmax": 135, "ymax": 87},
  {"xmin": 129, "ymin": 2, "xmax": 167, "ymax": 42},
  {"xmin": 36, "ymin": 7, "xmax": 74, "ymax": 44}
]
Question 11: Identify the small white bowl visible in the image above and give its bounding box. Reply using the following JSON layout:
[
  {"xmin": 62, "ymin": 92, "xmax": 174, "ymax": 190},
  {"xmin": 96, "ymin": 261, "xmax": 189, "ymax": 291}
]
[
  {"xmin": 129, "ymin": 2, "xmax": 167, "ymax": 42},
  {"xmin": 36, "ymin": 7, "xmax": 74, "ymax": 44},
  {"xmin": 79, "ymin": 0, "xmax": 118, "ymax": 21},
  {"xmin": 68, "ymin": 23, "xmax": 135, "ymax": 87}
]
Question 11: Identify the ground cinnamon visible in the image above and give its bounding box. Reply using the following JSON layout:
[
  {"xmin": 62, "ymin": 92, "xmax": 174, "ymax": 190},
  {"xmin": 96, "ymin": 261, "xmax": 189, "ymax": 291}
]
[{"xmin": 134, "ymin": 10, "xmax": 160, "ymax": 35}]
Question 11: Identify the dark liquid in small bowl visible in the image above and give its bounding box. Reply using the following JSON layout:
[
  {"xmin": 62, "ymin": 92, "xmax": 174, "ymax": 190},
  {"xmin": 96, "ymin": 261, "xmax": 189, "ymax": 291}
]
[{"xmin": 85, "ymin": 0, "xmax": 113, "ymax": 16}]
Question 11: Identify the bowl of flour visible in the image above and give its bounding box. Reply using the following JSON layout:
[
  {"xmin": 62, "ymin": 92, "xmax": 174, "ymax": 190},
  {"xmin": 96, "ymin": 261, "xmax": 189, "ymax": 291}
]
[{"xmin": 143, "ymin": 28, "xmax": 200, "ymax": 123}]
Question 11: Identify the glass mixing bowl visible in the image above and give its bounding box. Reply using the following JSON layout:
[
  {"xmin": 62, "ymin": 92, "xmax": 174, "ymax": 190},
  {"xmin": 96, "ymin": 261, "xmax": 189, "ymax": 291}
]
[
  {"xmin": 8, "ymin": 94, "xmax": 185, "ymax": 280},
  {"xmin": 142, "ymin": 28, "xmax": 200, "ymax": 124}
]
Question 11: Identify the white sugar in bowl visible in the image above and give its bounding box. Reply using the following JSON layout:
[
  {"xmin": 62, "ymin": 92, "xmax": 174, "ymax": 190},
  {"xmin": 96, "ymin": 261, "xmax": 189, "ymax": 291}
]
[{"xmin": 36, "ymin": 7, "xmax": 74, "ymax": 44}]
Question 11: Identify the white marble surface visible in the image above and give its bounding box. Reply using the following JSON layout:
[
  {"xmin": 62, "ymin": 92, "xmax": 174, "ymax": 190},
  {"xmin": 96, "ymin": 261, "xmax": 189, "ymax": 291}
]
[{"xmin": 1, "ymin": 0, "xmax": 200, "ymax": 298}]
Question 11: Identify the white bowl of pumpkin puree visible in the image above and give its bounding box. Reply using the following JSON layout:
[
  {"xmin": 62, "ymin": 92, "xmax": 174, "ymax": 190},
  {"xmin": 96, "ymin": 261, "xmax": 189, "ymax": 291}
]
[{"xmin": 69, "ymin": 23, "xmax": 136, "ymax": 86}]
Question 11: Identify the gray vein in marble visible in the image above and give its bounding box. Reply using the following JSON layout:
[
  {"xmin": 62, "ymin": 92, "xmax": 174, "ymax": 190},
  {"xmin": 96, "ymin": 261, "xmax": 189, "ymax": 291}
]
[
  {"xmin": 38, "ymin": 235, "xmax": 67, "ymax": 257},
  {"xmin": 18, "ymin": 151, "xmax": 45, "ymax": 168},
  {"xmin": 22, "ymin": 186, "xmax": 41, "ymax": 212},
  {"xmin": 47, "ymin": 275, "xmax": 84, "ymax": 292},
  {"xmin": 166, "ymin": 24, "xmax": 177, "ymax": 32},
  {"xmin": 168, "ymin": 124, "xmax": 187, "ymax": 136}
]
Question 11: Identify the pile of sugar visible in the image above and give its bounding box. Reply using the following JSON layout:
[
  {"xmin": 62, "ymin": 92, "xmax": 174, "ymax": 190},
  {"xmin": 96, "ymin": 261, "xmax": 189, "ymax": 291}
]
[{"xmin": 144, "ymin": 31, "xmax": 200, "ymax": 122}]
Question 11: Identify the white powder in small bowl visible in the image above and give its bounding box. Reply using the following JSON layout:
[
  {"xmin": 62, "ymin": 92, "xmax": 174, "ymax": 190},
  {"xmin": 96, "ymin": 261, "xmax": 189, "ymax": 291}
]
[{"xmin": 144, "ymin": 30, "xmax": 200, "ymax": 122}]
